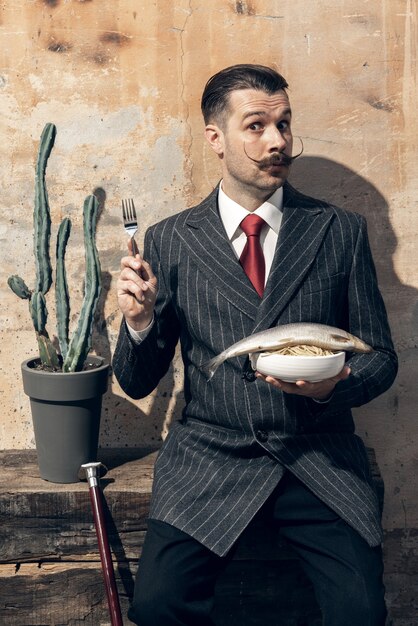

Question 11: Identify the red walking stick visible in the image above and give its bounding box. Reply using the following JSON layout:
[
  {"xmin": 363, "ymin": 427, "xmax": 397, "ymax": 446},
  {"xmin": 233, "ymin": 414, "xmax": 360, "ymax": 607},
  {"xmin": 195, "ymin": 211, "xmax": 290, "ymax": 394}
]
[{"xmin": 81, "ymin": 462, "xmax": 123, "ymax": 626}]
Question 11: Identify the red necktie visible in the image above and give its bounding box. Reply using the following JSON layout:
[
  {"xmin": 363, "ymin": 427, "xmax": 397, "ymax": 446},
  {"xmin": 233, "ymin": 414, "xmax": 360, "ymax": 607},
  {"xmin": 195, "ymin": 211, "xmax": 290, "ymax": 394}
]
[{"xmin": 239, "ymin": 214, "xmax": 266, "ymax": 297}]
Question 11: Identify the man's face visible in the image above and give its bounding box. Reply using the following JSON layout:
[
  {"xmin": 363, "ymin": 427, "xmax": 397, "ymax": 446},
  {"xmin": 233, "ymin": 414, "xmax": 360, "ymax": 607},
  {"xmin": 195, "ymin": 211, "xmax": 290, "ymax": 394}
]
[{"xmin": 206, "ymin": 88, "xmax": 293, "ymax": 204}]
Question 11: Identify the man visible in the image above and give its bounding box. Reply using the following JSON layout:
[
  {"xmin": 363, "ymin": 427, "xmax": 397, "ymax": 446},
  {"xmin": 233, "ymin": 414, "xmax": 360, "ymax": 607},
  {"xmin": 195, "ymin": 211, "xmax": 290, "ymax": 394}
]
[{"xmin": 113, "ymin": 64, "xmax": 397, "ymax": 625}]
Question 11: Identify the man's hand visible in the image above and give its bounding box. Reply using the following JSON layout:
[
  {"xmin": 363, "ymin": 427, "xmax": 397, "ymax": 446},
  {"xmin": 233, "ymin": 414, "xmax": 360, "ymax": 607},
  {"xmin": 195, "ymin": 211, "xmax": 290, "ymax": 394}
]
[
  {"xmin": 256, "ymin": 365, "xmax": 351, "ymax": 400},
  {"xmin": 117, "ymin": 242, "xmax": 158, "ymax": 331}
]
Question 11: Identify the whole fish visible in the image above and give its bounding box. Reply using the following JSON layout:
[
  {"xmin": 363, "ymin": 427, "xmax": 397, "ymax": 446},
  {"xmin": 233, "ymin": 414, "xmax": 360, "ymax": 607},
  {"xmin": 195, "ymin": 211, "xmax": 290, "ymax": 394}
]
[{"xmin": 201, "ymin": 322, "xmax": 373, "ymax": 380}]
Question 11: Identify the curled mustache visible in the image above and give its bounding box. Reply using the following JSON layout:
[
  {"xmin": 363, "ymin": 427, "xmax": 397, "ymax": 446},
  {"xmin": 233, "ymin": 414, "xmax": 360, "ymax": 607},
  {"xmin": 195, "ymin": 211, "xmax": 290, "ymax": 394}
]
[{"xmin": 243, "ymin": 137, "xmax": 304, "ymax": 168}]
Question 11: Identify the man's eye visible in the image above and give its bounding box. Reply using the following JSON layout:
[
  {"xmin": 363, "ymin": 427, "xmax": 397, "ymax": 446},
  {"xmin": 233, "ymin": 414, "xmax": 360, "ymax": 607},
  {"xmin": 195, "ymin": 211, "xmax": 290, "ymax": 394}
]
[
  {"xmin": 248, "ymin": 122, "xmax": 263, "ymax": 131},
  {"xmin": 278, "ymin": 120, "xmax": 290, "ymax": 131}
]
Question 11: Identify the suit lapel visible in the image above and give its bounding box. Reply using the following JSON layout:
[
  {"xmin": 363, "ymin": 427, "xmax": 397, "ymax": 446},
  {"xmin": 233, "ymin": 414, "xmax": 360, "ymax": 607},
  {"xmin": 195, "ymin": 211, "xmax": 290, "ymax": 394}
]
[
  {"xmin": 180, "ymin": 188, "xmax": 261, "ymax": 321},
  {"xmin": 178, "ymin": 184, "xmax": 334, "ymax": 329},
  {"xmin": 253, "ymin": 184, "xmax": 334, "ymax": 332}
]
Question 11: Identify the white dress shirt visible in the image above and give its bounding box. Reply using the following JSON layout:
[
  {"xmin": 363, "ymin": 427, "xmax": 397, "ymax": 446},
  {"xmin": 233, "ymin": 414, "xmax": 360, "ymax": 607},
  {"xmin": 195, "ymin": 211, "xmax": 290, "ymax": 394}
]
[
  {"xmin": 218, "ymin": 183, "xmax": 283, "ymax": 284},
  {"xmin": 127, "ymin": 183, "xmax": 284, "ymax": 341}
]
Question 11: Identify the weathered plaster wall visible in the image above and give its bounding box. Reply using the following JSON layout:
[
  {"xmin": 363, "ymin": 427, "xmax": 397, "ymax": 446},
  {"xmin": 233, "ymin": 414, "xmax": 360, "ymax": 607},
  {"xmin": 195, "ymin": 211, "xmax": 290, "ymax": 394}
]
[{"xmin": 1, "ymin": 0, "xmax": 417, "ymax": 620}]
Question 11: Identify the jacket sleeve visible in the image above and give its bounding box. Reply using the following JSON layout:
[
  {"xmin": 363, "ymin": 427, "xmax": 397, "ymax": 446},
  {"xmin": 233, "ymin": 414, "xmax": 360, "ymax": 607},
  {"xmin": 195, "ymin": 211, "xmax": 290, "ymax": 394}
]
[
  {"xmin": 316, "ymin": 214, "xmax": 397, "ymax": 414},
  {"xmin": 112, "ymin": 227, "xmax": 181, "ymax": 399}
]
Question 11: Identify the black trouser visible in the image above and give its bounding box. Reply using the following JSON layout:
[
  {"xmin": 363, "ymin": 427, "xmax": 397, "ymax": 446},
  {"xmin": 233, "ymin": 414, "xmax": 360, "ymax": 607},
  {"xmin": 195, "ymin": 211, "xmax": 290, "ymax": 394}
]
[{"xmin": 128, "ymin": 471, "xmax": 387, "ymax": 626}]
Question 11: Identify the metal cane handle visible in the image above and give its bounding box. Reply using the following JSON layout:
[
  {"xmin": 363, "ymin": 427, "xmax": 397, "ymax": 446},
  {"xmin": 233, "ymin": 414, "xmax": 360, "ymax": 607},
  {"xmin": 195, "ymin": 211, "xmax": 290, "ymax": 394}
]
[{"xmin": 80, "ymin": 461, "xmax": 107, "ymax": 485}]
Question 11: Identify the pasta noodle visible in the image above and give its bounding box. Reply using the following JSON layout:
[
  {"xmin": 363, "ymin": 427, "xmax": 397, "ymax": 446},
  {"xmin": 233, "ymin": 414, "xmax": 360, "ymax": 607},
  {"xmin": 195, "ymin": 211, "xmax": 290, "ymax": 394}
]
[{"xmin": 271, "ymin": 344, "xmax": 337, "ymax": 356}]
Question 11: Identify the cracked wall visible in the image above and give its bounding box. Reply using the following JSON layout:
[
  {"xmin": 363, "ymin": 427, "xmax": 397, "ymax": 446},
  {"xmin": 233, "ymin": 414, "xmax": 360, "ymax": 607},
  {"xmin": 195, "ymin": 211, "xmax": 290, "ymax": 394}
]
[{"xmin": 0, "ymin": 1, "xmax": 418, "ymax": 618}]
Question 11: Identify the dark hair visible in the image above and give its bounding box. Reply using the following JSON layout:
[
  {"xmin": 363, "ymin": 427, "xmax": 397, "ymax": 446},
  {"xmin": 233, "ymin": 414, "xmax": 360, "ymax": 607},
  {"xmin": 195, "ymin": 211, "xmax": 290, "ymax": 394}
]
[{"xmin": 201, "ymin": 64, "xmax": 289, "ymax": 125}]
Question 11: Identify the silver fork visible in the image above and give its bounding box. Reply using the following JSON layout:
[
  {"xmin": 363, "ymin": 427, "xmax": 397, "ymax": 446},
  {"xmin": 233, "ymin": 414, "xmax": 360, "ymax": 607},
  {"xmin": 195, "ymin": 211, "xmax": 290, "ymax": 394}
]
[{"xmin": 122, "ymin": 198, "xmax": 139, "ymax": 257}]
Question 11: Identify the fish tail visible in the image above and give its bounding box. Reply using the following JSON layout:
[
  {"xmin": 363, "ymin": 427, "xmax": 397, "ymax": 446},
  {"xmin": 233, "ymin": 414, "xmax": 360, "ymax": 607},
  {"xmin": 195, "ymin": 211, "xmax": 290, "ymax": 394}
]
[{"xmin": 200, "ymin": 355, "xmax": 223, "ymax": 380}]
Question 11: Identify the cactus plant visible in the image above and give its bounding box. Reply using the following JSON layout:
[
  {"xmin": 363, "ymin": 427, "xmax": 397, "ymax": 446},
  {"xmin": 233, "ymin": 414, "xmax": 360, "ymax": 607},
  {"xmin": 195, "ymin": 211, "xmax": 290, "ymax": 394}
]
[{"xmin": 7, "ymin": 122, "xmax": 102, "ymax": 372}]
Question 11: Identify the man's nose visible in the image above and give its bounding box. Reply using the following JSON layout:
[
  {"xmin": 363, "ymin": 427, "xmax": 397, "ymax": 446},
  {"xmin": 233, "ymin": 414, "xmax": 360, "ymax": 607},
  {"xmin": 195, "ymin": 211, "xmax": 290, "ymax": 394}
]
[{"xmin": 265, "ymin": 126, "xmax": 289, "ymax": 151}]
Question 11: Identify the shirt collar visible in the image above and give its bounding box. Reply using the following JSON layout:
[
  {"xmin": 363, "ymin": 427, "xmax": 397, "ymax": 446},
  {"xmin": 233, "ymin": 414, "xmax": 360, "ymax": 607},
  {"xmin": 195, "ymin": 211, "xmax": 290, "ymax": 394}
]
[{"xmin": 218, "ymin": 183, "xmax": 283, "ymax": 241}]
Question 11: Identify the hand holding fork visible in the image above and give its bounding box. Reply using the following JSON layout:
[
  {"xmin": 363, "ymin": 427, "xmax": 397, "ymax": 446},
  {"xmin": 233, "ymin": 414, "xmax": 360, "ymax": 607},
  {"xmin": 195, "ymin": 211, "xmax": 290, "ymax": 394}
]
[{"xmin": 119, "ymin": 199, "xmax": 158, "ymax": 330}]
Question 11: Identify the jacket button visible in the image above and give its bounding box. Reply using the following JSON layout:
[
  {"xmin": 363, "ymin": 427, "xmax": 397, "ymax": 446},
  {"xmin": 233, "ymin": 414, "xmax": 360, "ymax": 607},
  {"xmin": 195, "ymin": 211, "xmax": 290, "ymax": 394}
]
[{"xmin": 255, "ymin": 430, "xmax": 269, "ymax": 443}]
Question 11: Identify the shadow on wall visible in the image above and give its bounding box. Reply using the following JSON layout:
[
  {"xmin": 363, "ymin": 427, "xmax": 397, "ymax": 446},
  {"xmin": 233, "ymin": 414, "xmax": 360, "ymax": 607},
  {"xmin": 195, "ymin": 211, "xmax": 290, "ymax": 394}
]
[{"xmin": 289, "ymin": 156, "xmax": 418, "ymax": 352}]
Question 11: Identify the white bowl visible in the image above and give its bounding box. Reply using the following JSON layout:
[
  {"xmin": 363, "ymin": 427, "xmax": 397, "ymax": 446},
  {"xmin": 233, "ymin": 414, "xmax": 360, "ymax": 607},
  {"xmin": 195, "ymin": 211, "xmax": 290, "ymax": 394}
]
[{"xmin": 250, "ymin": 351, "xmax": 345, "ymax": 382}]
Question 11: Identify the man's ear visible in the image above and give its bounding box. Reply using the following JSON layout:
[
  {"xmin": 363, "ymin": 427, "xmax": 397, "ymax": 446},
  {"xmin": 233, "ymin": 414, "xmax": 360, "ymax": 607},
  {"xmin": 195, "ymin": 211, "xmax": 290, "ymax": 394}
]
[{"xmin": 205, "ymin": 124, "xmax": 224, "ymax": 156}]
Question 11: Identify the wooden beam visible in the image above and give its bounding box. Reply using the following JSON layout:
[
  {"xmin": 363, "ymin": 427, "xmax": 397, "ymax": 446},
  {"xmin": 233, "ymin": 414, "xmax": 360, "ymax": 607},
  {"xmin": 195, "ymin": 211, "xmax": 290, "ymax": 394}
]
[{"xmin": 0, "ymin": 448, "xmax": 383, "ymax": 625}]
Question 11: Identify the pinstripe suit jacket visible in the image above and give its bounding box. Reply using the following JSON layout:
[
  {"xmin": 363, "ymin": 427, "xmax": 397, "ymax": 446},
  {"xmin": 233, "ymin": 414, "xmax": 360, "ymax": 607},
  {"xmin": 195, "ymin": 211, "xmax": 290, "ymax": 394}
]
[{"xmin": 113, "ymin": 182, "xmax": 398, "ymax": 557}]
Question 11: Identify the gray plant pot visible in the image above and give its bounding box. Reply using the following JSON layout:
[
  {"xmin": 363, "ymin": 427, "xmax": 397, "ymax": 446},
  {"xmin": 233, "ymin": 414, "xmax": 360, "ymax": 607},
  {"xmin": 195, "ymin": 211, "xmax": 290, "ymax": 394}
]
[{"xmin": 21, "ymin": 356, "xmax": 109, "ymax": 483}]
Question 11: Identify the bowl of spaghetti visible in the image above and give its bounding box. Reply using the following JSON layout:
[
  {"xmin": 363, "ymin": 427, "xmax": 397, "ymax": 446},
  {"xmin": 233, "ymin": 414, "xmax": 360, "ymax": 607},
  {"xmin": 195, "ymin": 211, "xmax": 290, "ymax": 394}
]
[{"xmin": 250, "ymin": 345, "xmax": 345, "ymax": 382}]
